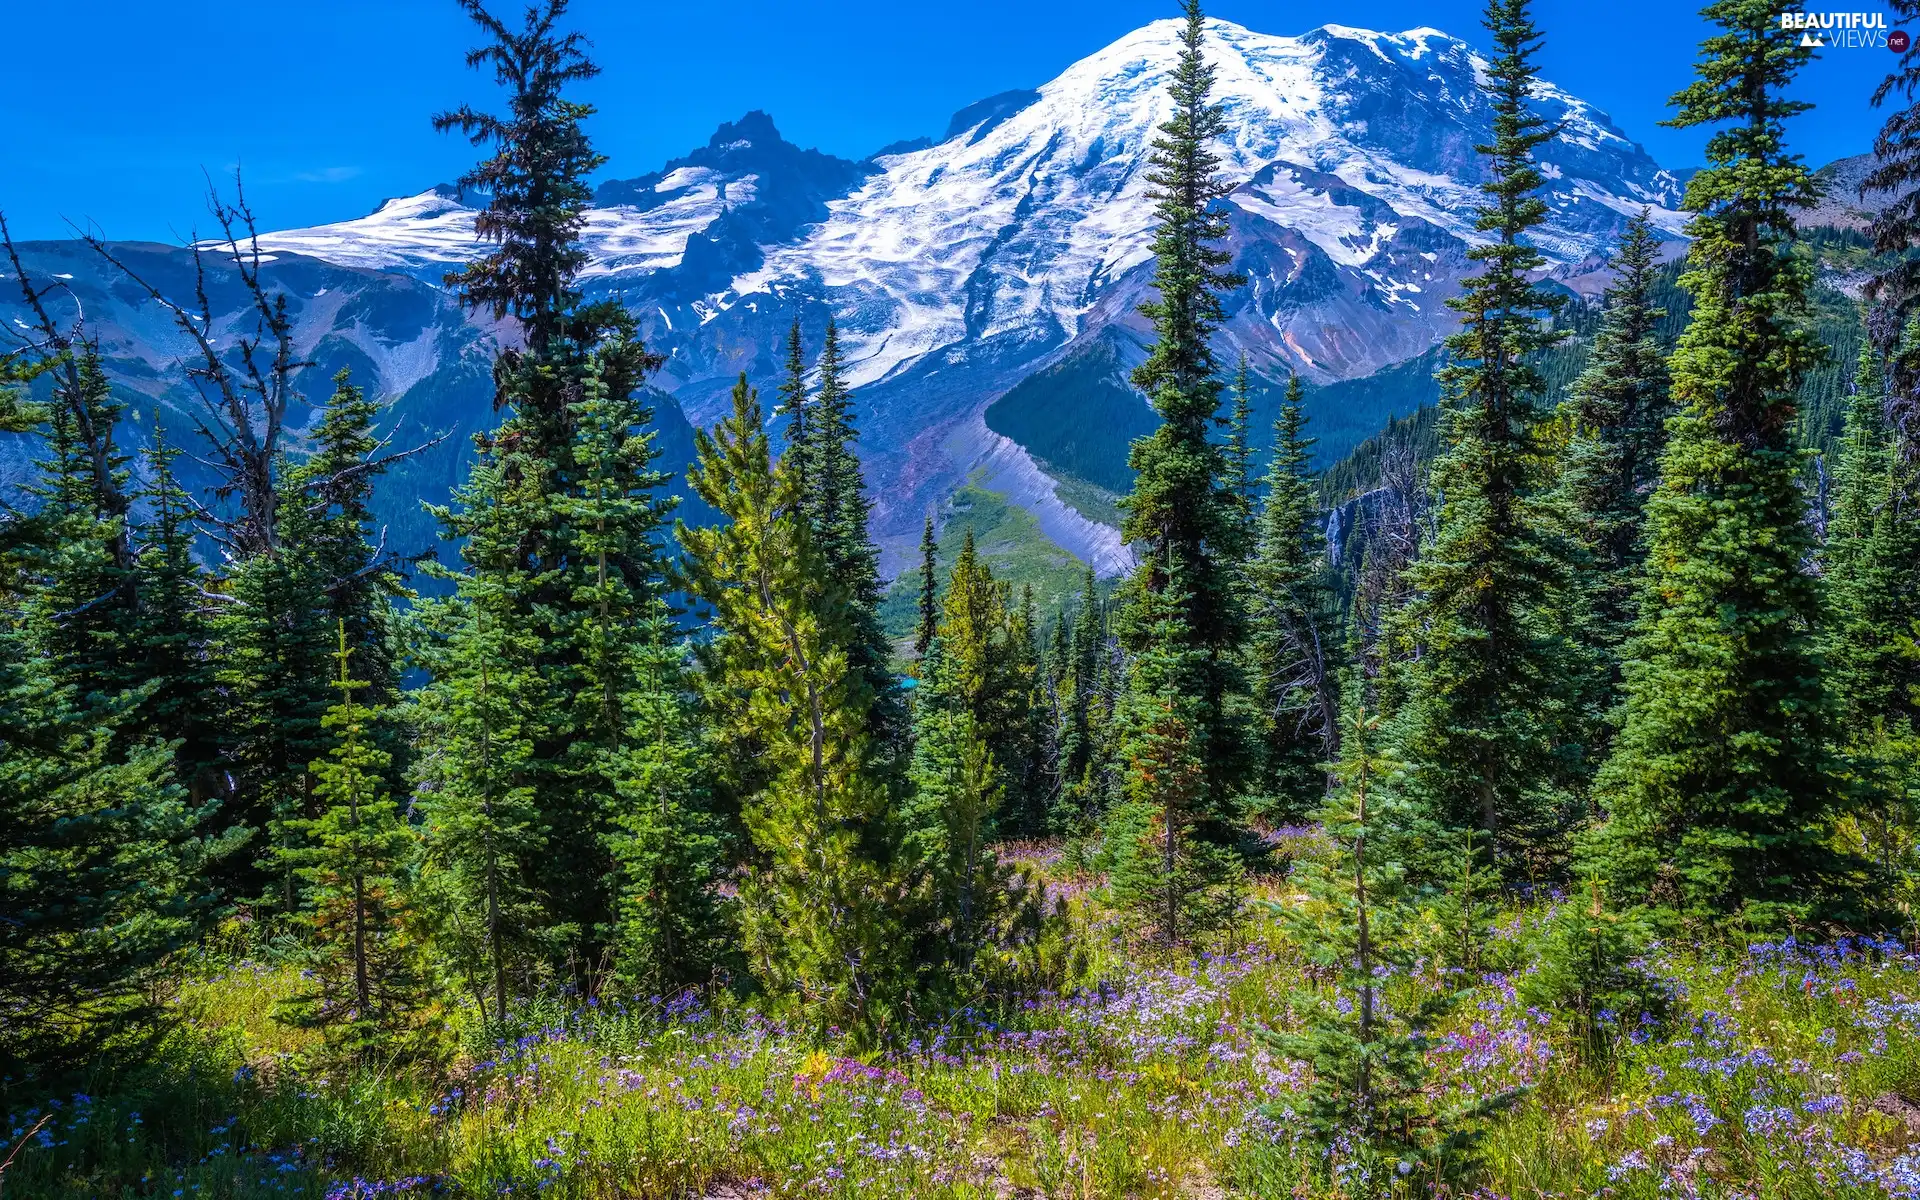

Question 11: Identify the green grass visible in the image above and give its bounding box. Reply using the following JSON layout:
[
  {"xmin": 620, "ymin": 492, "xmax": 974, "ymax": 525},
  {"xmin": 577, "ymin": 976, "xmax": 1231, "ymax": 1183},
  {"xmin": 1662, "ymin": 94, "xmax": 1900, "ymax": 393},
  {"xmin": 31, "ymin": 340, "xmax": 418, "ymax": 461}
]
[
  {"xmin": 12, "ymin": 849, "xmax": 1920, "ymax": 1199},
  {"xmin": 879, "ymin": 481, "xmax": 1093, "ymax": 644}
]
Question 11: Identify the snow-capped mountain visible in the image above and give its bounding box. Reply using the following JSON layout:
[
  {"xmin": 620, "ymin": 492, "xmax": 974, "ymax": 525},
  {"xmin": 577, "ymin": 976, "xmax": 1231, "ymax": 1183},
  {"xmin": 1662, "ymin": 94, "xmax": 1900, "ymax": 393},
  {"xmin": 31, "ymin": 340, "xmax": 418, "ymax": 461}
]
[{"xmin": 14, "ymin": 18, "xmax": 1685, "ymax": 576}]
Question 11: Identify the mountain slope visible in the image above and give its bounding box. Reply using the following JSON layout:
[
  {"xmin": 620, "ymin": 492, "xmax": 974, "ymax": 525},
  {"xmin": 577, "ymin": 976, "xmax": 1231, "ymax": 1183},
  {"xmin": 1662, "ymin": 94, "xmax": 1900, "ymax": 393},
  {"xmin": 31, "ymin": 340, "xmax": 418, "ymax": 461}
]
[{"xmin": 37, "ymin": 17, "xmax": 1688, "ymax": 577}]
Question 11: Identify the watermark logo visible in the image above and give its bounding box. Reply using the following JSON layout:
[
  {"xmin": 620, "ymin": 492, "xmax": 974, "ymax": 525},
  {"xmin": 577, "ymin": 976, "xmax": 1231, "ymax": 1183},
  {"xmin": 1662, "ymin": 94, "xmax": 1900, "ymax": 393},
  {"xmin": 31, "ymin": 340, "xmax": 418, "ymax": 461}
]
[{"xmin": 1778, "ymin": 10, "xmax": 1894, "ymax": 50}]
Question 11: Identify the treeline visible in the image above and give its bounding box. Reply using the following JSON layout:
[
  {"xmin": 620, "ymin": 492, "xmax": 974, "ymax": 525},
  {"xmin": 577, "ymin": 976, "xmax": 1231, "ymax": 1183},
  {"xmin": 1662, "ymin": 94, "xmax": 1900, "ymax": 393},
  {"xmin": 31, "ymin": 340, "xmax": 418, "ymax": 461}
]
[{"xmin": 3, "ymin": 0, "xmax": 1919, "ymax": 1140}]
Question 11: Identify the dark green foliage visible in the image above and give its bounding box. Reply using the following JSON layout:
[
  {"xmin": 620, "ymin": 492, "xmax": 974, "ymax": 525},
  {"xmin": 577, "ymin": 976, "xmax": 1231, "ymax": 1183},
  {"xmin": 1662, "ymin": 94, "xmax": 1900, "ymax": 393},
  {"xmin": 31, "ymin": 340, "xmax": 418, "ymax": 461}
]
[
  {"xmin": 1223, "ymin": 354, "xmax": 1257, "ymax": 539},
  {"xmin": 278, "ymin": 625, "xmax": 429, "ymax": 1059},
  {"xmin": 903, "ymin": 638, "xmax": 1062, "ymax": 1003},
  {"xmin": 412, "ymin": 580, "xmax": 547, "ymax": 1023},
  {"xmin": 1056, "ymin": 565, "xmax": 1104, "ymax": 821},
  {"xmin": 1260, "ymin": 707, "xmax": 1507, "ymax": 1195},
  {"xmin": 128, "ymin": 417, "xmax": 220, "ymax": 800},
  {"xmin": 0, "ymin": 359, "xmax": 236, "ymax": 1069},
  {"xmin": 1519, "ymin": 878, "xmax": 1665, "ymax": 1064},
  {"xmin": 1246, "ymin": 374, "xmax": 1341, "ymax": 819},
  {"xmin": 1115, "ymin": 0, "xmax": 1249, "ymax": 813},
  {"xmin": 1558, "ymin": 211, "xmax": 1673, "ymax": 719},
  {"xmin": 915, "ymin": 512, "xmax": 939, "ymax": 658},
  {"xmin": 1106, "ymin": 560, "xmax": 1242, "ymax": 944},
  {"xmin": 1389, "ymin": 0, "xmax": 1587, "ymax": 880},
  {"xmin": 1595, "ymin": 0, "xmax": 1864, "ymax": 931},
  {"xmin": 1823, "ymin": 333, "xmax": 1920, "ymax": 889},
  {"xmin": 426, "ymin": 0, "xmax": 697, "ymax": 988}
]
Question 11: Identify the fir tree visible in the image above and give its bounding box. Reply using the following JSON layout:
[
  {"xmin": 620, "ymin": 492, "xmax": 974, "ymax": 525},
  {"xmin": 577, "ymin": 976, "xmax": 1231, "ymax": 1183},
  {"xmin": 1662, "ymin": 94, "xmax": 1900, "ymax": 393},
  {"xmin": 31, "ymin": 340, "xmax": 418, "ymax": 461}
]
[
  {"xmin": 1595, "ymin": 0, "xmax": 1863, "ymax": 930},
  {"xmin": 1116, "ymin": 0, "xmax": 1249, "ymax": 812},
  {"xmin": 1864, "ymin": 0, "xmax": 1920, "ymax": 318},
  {"xmin": 1107, "ymin": 556, "xmax": 1240, "ymax": 944},
  {"xmin": 1518, "ymin": 876, "xmax": 1664, "ymax": 1065},
  {"xmin": 288, "ymin": 370, "xmax": 409, "ymax": 702},
  {"xmin": 1559, "ymin": 211, "xmax": 1673, "ymax": 719},
  {"xmin": 779, "ymin": 319, "xmax": 813, "ymax": 500},
  {"xmin": 1246, "ymin": 372, "xmax": 1340, "ymax": 817},
  {"xmin": 795, "ymin": 319, "xmax": 905, "ymax": 765},
  {"xmin": 915, "ymin": 512, "xmax": 939, "ymax": 659},
  {"xmin": 431, "ymin": 0, "xmax": 682, "ymax": 982},
  {"xmin": 1260, "ymin": 706, "xmax": 1507, "ymax": 1194},
  {"xmin": 903, "ymin": 640, "xmax": 1055, "ymax": 1001},
  {"xmin": 1823, "ymin": 333, "xmax": 1920, "ymax": 884},
  {"xmin": 1389, "ymin": 0, "xmax": 1586, "ymax": 879},
  {"xmin": 1224, "ymin": 353, "xmax": 1257, "ymax": 540},
  {"xmin": 680, "ymin": 375, "xmax": 910, "ymax": 1042},
  {"xmin": 930, "ymin": 530, "xmax": 1040, "ymax": 829},
  {"xmin": 279, "ymin": 623, "xmax": 428, "ymax": 1057},
  {"xmin": 1, "ymin": 357, "xmax": 236, "ymax": 1064},
  {"xmin": 414, "ymin": 531, "xmax": 548, "ymax": 1024},
  {"xmin": 1057, "ymin": 565, "xmax": 1103, "ymax": 818}
]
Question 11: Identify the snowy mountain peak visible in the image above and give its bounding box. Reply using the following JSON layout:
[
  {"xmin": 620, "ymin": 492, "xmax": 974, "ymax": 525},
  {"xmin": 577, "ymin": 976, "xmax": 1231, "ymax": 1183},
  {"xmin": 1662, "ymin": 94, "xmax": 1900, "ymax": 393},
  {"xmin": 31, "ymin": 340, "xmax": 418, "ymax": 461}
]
[{"xmin": 241, "ymin": 15, "xmax": 1686, "ymax": 569}]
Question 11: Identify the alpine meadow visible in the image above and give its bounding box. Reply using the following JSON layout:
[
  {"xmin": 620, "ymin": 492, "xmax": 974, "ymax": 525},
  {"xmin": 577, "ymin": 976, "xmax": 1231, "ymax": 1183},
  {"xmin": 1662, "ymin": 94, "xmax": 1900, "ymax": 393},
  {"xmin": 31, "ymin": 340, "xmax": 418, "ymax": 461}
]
[{"xmin": 12, "ymin": 0, "xmax": 1920, "ymax": 1196}]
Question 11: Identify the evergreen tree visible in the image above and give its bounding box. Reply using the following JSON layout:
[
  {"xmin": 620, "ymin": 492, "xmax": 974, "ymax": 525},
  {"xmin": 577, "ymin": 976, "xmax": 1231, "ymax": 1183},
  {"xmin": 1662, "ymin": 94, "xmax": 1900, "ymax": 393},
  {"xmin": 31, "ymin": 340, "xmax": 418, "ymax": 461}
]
[
  {"xmin": 779, "ymin": 319, "xmax": 813, "ymax": 504},
  {"xmin": 1107, "ymin": 557, "xmax": 1240, "ymax": 943},
  {"xmin": 1864, "ymin": 0, "xmax": 1920, "ymax": 318},
  {"xmin": 794, "ymin": 319, "xmax": 905, "ymax": 765},
  {"xmin": 1246, "ymin": 373, "xmax": 1340, "ymax": 817},
  {"xmin": 128, "ymin": 415, "xmax": 220, "ymax": 799},
  {"xmin": 414, "ymin": 497, "xmax": 549, "ymax": 1023},
  {"xmin": 1389, "ymin": 0, "xmax": 1585, "ymax": 879},
  {"xmin": 915, "ymin": 512, "xmax": 939, "ymax": 659},
  {"xmin": 288, "ymin": 370, "xmax": 408, "ymax": 702},
  {"xmin": 430, "ymin": 0, "xmax": 684, "ymax": 982},
  {"xmin": 1559, "ymin": 211, "xmax": 1673, "ymax": 720},
  {"xmin": 1223, "ymin": 353, "xmax": 1257, "ymax": 539},
  {"xmin": 20, "ymin": 346, "xmax": 138, "ymax": 711},
  {"xmin": 604, "ymin": 626, "xmax": 724, "ymax": 997},
  {"xmin": 1053, "ymin": 566, "xmax": 1105, "ymax": 824},
  {"xmin": 1116, "ymin": 0, "xmax": 1249, "ymax": 813},
  {"xmin": 903, "ymin": 640, "xmax": 1055, "ymax": 1001},
  {"xmin": 1518, "ymin": 876, "xmax": 1664, "ymax": 1064},
  {"xmin": 279, "ymin": 623, "xmax": 428, "ymax": 1057},
  {"xmin": 217, "ymin": 499, "xmax": 334, "ymax": 915},
  {"xmin": 1823, "ymin": 333, "xmax": 1920, "ymax": 886},
  {"xmin": 1595, "ymin": 0, "xmax": 1863, "ymax": 930},
  {"xmin": 0, "ymin": 358, "xmax": 237, "ymax": 1065},
  {"xmin": 928, "ymin": 530, "xmax": 1040, "ymax": 829},
  {"xmin": 680, "ymin": 375, "xmax": 909, "ymax": 1042},
  {"xmin": 1261, "ymin": 705, "xmax": 1509, "ymax": 1194}
]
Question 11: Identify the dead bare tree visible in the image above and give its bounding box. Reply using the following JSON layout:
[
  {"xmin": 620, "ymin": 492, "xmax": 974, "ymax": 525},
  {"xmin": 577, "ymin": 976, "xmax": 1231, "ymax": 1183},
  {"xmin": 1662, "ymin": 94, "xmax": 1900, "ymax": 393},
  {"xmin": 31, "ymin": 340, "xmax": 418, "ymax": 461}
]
[
  {"xmin": 79, "ymin": 174, "xmax": 309, "ymax": 561},
  {"xmin": 2, "ymin": 212, "xmax": 135, "ymax": 591}
]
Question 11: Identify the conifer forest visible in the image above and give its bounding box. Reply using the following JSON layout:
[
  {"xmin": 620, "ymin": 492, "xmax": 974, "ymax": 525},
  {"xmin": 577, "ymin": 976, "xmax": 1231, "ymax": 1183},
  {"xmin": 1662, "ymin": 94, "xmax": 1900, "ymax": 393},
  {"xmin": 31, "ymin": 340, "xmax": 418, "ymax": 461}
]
[{"xmin": 11, "ymin": 0, "xmax": 1920, "ymax": 1195}]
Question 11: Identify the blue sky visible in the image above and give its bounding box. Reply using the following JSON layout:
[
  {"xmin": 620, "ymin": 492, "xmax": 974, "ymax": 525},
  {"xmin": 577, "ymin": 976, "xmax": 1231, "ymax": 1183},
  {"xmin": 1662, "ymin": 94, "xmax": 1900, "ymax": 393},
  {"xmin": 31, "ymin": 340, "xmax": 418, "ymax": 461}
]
[{"xmin": 1, "ymin": 0, "xmax": 1899, "ymax": 242}]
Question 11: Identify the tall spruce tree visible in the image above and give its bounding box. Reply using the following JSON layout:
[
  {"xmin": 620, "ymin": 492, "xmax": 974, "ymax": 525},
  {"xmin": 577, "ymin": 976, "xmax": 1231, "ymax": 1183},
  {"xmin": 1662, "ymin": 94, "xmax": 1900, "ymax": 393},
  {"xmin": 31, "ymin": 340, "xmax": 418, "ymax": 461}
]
[
  {"xmin": 1595, "ymin": 0, "xmax": 1864, "ymax": 930},
  {"xmin": 430, "ymin": 0, "xmax": 688, "ymax": 982},
  {"xmin": 680, "ymin": 375, "xmax": 910, "ymax": 1042},
  {"xmin": 1559, "ymin": 211, "xmax": 1673, "ymax": 725},
  {"xmin": 1389, "ymin": 0, "xmax": 1585, "ymax": 879},
  {"xmin": 1823, "ymin": 334, "xmax": 1920, "ymax": 883},
  {"xmin": 1115, "ymin": 0, "xmax": 1249, "ymax": 816},
  {"xmin": 414, "ymin": 464, "xmax": 549, "ymax": 1022},
  {"xmin": 794, "ymin": 319, "xmax": 905, "ymax": 765},
  {"xmin": 129, "ymin": 415, "xmax": 220, "ymax": 799},
  {"xmin": 1057, "ymin": 565, "xmax": 1103, "ymax": 816},
  {"xmin": 1224, "ymin": 353, "xmax": 1257, "ymax": 540},
  {"xmin": 1246, "ymin": 373, "xmax": 1340, "ymax": 817},
  {"xmin": 915, "ymin": 512, "xmax": 939, "ymax": 659}
]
